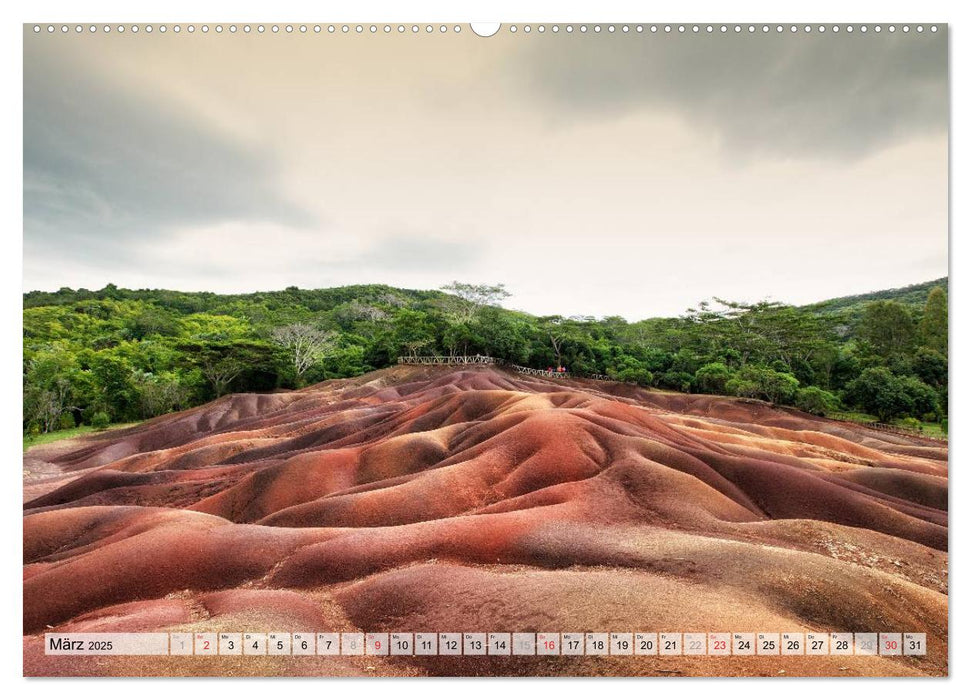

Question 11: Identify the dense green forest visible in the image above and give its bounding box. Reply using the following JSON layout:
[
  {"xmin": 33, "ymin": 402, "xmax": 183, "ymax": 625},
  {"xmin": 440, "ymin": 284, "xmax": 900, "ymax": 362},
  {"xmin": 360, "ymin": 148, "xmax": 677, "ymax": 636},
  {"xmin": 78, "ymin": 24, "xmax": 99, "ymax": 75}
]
[{"xmin": 23, "ymin": 278, "xmax": 948, "ymax": 435}]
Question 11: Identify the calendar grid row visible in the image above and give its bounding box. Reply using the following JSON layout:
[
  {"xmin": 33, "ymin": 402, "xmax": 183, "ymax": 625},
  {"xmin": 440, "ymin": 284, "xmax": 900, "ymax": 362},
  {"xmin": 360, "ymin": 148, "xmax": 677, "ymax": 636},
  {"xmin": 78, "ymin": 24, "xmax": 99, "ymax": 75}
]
[{"xmin": 45, "ymin": 631, "xmax": 927, "ymax": 657}]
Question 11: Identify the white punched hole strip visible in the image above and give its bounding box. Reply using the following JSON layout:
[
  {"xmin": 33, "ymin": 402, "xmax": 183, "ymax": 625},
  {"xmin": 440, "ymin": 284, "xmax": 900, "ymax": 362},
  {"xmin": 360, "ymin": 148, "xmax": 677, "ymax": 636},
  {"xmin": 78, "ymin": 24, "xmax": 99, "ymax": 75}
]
[{"xmin": 30, "ymin": 23, "xmax": 942, "ymax": 35}]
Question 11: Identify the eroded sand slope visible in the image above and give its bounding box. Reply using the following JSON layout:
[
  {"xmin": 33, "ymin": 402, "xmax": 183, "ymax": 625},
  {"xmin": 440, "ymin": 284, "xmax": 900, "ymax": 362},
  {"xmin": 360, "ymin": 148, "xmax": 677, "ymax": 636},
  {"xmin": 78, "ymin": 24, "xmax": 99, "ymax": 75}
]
[{"xmin": 23, "ymin": 366, "xmax": 948, "ymax": 676}]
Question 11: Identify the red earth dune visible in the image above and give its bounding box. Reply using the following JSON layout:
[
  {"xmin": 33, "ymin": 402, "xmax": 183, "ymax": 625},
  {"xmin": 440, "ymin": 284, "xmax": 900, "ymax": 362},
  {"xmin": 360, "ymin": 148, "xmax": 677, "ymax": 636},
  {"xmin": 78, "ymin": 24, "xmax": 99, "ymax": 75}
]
[{"xmin": 23, "ymin": 365, "xmax": 948, "ymax": 676}]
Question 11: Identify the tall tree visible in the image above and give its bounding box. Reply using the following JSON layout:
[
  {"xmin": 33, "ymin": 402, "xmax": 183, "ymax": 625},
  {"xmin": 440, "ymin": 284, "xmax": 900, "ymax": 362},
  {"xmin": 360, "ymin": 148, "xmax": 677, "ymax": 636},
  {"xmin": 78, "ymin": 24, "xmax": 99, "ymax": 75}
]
[
  {"xmin": 439, "ymin": 282, "xmax": 511, "ymax": 323},
  {"xmin": 857, "ymin": 301, "xmax": 916, "ymax": 358},
  {"xmin": 918, "ymin": 286, "xmax": 948, "ymax": 355},
  {"xmin": 271, "ymin": 323, "xmax": 338, "ymax": 384},
  {"xmin": 392, "ymin": 309, "xmax": 437, "ymax": 358},
  {"xmin": 177, "ymin": 339, "xmax": 276, "ymax": 397},
  {"xmin": 845, "ymin": 367, "xmax": 913, "ymax": 422},
  {"xmin": 542, "ymin": 316, "xmax": 568, "ymax": 367},
  {"xmin": 24, "ymin": 377, "xmax": 74, "ymax": 433}
]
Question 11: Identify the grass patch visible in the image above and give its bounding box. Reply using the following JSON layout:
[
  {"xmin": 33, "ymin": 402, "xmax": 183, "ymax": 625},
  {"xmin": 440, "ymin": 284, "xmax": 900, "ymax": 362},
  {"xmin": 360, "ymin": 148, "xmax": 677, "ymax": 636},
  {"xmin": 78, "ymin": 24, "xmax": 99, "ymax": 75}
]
[
  {"xmin": 829, "ymin": 410, "xmax": 879, "ymax": 423},
  {"xmin": 828, "ymin": 411, "xmax": 947, "ymax": 439},
  {"xmin": 23, "ymin": 422, "xmax": 140, "ymax": 452},
  {"xmin": 892, "ymin": 419, "xmax": 948, "ymax": 439}
]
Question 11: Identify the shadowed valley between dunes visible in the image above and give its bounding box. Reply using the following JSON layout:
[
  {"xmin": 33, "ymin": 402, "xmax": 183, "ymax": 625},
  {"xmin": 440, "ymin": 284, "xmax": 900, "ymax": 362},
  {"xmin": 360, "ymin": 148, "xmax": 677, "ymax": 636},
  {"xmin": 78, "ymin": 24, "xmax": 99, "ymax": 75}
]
[{"xmin": 23, "ymin": 365, "xmax": 947, "ymax": 676}]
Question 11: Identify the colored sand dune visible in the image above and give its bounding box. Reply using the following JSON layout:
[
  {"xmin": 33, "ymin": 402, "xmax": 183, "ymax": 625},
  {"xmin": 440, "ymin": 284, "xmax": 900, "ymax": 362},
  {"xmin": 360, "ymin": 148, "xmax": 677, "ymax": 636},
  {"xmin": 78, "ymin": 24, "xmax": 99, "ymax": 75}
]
[{"xmin": 23, "ymin": 365, "xmax": 947, "ymax": 676}]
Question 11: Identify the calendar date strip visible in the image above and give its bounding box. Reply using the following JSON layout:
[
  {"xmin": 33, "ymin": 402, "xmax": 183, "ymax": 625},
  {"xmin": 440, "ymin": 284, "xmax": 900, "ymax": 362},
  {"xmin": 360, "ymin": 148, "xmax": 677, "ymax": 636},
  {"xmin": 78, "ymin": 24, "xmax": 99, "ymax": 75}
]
[{"xmin": 44, "ymin": 631, "xmax": 928, "ymax": 657}]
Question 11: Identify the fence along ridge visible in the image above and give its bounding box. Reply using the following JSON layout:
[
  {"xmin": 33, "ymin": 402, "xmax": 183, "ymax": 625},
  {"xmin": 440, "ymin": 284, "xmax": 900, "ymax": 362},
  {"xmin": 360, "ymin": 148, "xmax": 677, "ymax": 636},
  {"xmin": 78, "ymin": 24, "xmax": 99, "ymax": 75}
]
[
  {"xmin": 828, "ymin": 412, "xmax": 947, "ymax": 443},
  {"xmin": 395, "ymin": 356, "xmax": 642, "ymax": 384},
  {"xmin": 397, "ymin": 355, "xmax": 571, "ymax": 378}
]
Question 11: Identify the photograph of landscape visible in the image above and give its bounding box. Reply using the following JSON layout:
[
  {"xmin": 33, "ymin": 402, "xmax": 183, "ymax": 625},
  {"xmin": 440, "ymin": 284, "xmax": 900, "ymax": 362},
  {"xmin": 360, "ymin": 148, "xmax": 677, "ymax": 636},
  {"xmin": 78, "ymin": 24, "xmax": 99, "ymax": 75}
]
[{"xmin": 23, "ymin": 23, "xmax": 948, "ymax": 677}]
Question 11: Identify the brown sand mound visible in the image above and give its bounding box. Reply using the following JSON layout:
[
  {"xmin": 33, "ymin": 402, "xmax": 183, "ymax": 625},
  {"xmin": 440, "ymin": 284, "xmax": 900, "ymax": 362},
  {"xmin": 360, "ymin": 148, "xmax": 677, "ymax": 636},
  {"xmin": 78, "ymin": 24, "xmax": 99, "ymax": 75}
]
[{"xmin": 23, "ymin": 365, "xmax": 947, "ymax": 677}]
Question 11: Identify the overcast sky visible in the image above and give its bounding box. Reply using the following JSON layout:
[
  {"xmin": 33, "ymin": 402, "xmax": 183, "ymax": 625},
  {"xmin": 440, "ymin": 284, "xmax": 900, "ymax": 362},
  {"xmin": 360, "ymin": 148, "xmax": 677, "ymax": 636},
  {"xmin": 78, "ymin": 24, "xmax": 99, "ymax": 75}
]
[{"xmin": 23, "ymin": 26, "xmax": 948, "ymax": 320}]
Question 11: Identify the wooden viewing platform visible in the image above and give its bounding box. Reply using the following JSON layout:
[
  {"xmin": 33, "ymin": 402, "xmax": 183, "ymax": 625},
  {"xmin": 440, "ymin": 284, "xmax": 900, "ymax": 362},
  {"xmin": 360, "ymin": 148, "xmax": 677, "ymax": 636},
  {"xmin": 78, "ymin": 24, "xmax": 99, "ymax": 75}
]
[
  {"xmin": 396, "ymin": 355, "xmax": 498, "ymax": 366},
  {"xmin": 397, "ymin": 355, "xmax": 570, "ymax": 378},
  {"xmin": 395, "ymin": 356, "xmax": 645, "ymax": 385},
  {"xmin": 397, "ymin": 355, "xmax": 571, "ymax": 378},
  {"xmin": 509, "ymin": 364, "xmax": 569, "ymax": 379}
]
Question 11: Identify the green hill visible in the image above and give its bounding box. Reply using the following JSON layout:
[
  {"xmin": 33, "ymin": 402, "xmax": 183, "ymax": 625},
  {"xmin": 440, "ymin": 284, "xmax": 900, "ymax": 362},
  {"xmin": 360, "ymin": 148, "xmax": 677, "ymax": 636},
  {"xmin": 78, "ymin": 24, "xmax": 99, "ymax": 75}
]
[
  {"xmin": 802, "ymin": 277, "xmax": 947, "ymax": 320},
  {"xmin": 23, "ymin": 283, "xmax": 445, "ymax": 314},
  {"xmin": 23, "ymin": 278, "xmax": 948, "ymax": 435}
]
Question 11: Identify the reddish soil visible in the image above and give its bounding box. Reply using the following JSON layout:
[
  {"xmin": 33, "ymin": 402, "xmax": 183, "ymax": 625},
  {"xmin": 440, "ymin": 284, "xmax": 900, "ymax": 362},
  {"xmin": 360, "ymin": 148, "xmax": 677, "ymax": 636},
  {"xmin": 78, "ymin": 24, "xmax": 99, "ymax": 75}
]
[{"xmin": 23, "ymin": 366, "xmax": 948, "ymax": 677}]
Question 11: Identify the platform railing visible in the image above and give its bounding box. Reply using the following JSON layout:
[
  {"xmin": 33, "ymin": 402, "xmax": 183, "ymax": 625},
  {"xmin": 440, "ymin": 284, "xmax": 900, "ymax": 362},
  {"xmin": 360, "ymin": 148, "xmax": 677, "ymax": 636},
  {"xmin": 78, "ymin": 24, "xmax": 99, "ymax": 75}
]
[
  {"xmin": 507, "ymin": 364, "xmax": 569, "ymax": 378},
  {"xmin": 827, "ymin": 413, "xmax": 947, "ymax": 443},
  {"xmin": 396, "ymin": 355, "xmax": 497, "ymax": 366},
  {"xmin": 396, "ymin": 355, "xmax": 643, "ymax": 384}
]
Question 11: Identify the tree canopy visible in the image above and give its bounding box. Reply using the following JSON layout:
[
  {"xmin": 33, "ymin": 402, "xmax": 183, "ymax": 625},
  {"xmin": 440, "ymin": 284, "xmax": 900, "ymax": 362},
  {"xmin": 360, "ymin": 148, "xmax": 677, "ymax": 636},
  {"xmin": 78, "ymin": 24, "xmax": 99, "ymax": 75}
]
[{"xmin": 23, "ymin": 280, "xmax": 948, "ymax": 434}]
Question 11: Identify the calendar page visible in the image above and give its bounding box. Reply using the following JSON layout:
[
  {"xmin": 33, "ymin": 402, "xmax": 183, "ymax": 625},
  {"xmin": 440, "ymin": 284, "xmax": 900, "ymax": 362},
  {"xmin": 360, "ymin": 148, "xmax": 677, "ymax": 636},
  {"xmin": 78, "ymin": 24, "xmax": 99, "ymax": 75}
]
[{"xmin": 22, "ymin": 20, "xmax": 948, "ymax": 678}]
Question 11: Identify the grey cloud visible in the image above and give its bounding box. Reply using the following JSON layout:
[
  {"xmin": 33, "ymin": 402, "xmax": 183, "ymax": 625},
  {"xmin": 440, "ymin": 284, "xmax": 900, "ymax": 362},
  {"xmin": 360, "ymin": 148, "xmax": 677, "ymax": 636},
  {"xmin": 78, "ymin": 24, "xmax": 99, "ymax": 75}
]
[
  {"xmin": 518, "ymin": 29, "xmax": 947, "ymax": 158},
  {"xmin": 363, "ymin": 233, "xmax": 481, "ymax": 272},
  {"xmin": 91, "ymin": 230, "xmax": 485, "ymax": 289},
  {"xmin": 23, "ymin": 40, "xmax": 314, "ymax": 267}
]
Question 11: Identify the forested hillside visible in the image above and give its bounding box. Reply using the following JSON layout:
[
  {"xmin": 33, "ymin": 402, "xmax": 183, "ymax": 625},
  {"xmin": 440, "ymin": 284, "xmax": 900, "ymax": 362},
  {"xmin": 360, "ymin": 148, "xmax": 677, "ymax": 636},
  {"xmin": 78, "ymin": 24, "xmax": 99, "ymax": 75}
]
[
  {"xmin": 801, "ymin": 277, "xmax": 947, "ymax": 323},
  {"xmin": 23, "ymin": 279, "xmax": 948, "ymax": 435}
]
